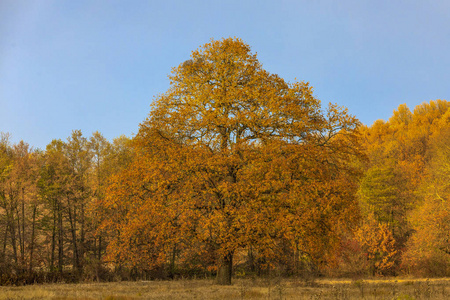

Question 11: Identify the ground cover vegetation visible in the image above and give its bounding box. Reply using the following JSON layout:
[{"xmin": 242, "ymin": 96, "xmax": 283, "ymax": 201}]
[
  {"xmin": 1, "ymin": 278, "xmax": 450, "ymax": 299},
  {"xmin": 1, "ymin": 38, "xmax": 449, "ymax": 286}
]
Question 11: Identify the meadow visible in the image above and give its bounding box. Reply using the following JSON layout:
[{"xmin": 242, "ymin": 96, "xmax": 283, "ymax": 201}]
[{"xmin": 1, "ymin": 277, "xmax": 450, "ymax": 300}]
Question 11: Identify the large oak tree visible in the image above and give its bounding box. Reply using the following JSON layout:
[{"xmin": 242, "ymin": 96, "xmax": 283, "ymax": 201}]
[{"xmin": 101, "ymin": 38, "xmax": 363, "ymax": 284}]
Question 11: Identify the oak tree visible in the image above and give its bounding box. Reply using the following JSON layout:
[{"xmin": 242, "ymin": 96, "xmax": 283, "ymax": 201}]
[{"xmin": 101, "ymin": 38, "xmax": 363, "ymax": 284}]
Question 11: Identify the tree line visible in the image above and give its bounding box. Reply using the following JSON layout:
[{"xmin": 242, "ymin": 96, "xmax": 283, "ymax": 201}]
[
  {"xmin": 1, "ymin": 38, "xmax": 449, "ymax": 285},
  {"xmin": 0, "ymin": 131, "xmax": 131, "ymax": 284}
]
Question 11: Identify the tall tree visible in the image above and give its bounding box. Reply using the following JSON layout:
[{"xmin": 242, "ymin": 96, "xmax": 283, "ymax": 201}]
[
  {"xmin": 0, "ymin": 133, "xmax": 16, "ymax": 273},
  {"xmin": 402, "ymin": 107, "xmax": 450, "ymax": 276},
  {"xmin": 65, "ymin": 130, "xmax": 92, "ymax": 273},
  {"xmin": 101, "ymin": 38, "xmax": 363, "ymax": 284},
  {"xmin": 359, "ymin": 100, "xmax": 450, "ymax": 273},
  {"xmin": 38, "ymin": 139, "xmax": 71, "ymax": 273},
  {"xmin": 0, "ymin": 135, "xmax": 41, "ymax": 275}
]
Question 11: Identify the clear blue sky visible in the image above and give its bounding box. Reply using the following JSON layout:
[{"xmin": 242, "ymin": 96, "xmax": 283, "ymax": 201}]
[{"xmin": 1, "ymin": 0, "xmax": 449, "ymax": 149}]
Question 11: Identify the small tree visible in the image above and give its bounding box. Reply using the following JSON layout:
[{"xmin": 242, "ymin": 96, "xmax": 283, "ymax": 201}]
[{"xmin": 355, "ymin": 214, "xmax": 398, "ymax": 275}]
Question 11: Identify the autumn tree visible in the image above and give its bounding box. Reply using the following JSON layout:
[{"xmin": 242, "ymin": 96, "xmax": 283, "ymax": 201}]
[
  {"xmin": 355, "ymin": 214, "xmax": 398, "ymax": 275},
  {"xmin": 38, "ymin": 139, "xmax": 71, "ymax": 273},
  {"xmin": 89, "ymin": 133, "xmax": 132, "ymax": 276},
  {"xmin": 402, "ymin": 107, "xmax": 450, "ymax": 276},
  {"xmin": 358, "ymin": 164, "xmax": 411, "ymax": 241},
  {"xmin": 0, "ymin": 130, "xmax": 132, "ymax": 283},
  {"xmin": 359, "ymin": 100, "xmax": 450, "ymax": 274},
  {"xmin": 10, "ymin": 141, "xmax": 41, "ymax": 273},
  {"xmin": 0, "ymin": 133, "xmax": 16, "ymax": 274},
  {"xmin": 0, "ymin": 134, "xmax": 42, "ymax": 276},
  {"xmin": 101, "ymin": 38, "xmax": 363, "ymax": 284}
]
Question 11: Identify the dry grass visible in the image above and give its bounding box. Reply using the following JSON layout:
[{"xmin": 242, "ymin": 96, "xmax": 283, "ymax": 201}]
[{"xmin": 1, "ymin": 277, "xmax": 450, "ymax": 299}]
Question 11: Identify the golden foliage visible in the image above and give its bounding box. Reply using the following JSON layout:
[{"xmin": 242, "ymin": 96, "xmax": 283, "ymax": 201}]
[
  {"xmin": 355, "ymin": 214, "xmax": 398, "ymax": 275},
  {"xmin": 359, "ymin": 99, "xmax": 450, "ymax": 276},
  {"xmin": 100, "ymin": 38, "xmax": 363, "ymax": 281}
]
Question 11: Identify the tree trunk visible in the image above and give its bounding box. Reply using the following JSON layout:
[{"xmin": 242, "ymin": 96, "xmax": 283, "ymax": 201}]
[
  {"xmin": 169, "ymin": 243, "xmax": 177, "ymax": 278},
  {"xmin": 57, "ymin": 203, "xmax": 64, "ymax": 273},
  {"xmin": 67, "ymin": 202, "xmax": 80, "ymax": 271},
  {"xmin": 50, "ymin": 204, "xmax": 56, "ymax": 271},
  {"xmin": 7, "ymin": 210, "xmax": 19, "ymax": 269},
  {"xmin": 29, "ymin": 205, "xmax": 37, "ymax": 273},
  {"xmin": 15, "ymin": 203, "xmax": 23, "ymax": 270},
  {"xmin": 248, "ymin": 246, "xmax": 255, "ymax": 273},
  {"xmin": 21, "ymin": 187, "xmax": 25, "ymax": 269},
  {"xmin": 216, "ymin": 251, "xmax": 233, "ymax": 285},
  {"xmin": 98, "ymin": 236, "xmax": 102, "ymax": 261},
  {"xmin": 80, "ymin": 201, "xmax": 85, "ymax": 271},
  {"xmin": 1, "ymin": 222, "xmax": 8, "ymax": 265}
]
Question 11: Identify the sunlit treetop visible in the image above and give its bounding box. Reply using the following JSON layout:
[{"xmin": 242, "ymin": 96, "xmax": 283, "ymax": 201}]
[{"xmin": 144, "ymin": 38, "xmax": 358, "ymax": 152}]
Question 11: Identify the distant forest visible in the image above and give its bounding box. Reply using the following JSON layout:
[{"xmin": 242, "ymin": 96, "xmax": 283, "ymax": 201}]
[{"xmin": 1, "ymin": 38, "xmax": 449, "ymax": 285}]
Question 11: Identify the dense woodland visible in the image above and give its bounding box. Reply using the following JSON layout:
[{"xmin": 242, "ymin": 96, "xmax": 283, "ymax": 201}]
[{"xmin": 1, "ymin": 38, "xmax": 449, "ymax": 285}]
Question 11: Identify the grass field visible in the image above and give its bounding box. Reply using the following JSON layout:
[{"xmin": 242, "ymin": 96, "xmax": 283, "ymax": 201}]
[{"xmin": 1, "ymin": 277, "xmax": 450, "ymax": 299}]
